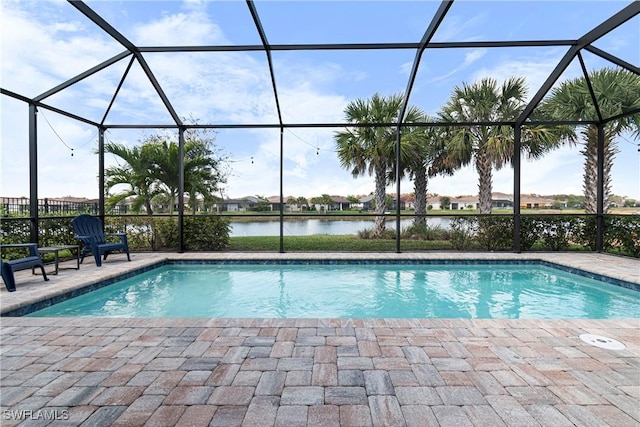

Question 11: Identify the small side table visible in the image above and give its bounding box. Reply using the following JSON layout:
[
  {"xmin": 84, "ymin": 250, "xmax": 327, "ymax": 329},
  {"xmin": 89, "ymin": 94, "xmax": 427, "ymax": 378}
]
[{"xmin": 36, "ymin": 245, "xmax": 80, "ymax": 275}]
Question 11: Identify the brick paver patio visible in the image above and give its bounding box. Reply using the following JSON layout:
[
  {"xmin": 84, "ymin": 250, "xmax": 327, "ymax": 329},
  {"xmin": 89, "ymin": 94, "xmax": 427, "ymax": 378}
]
[{"xmin": 1, "ymin": 252, "xmax": 638, "ymax": 426}]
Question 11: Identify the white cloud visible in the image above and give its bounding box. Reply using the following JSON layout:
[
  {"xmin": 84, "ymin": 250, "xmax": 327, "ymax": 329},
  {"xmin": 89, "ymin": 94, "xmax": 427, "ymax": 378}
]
[
  {"xmin": 133, "ymin": 11, "xmax": 227, "ymax": 46},
  {"xmin": 430, "ymin": 48, "xmax": 487, "ymax": 84}
]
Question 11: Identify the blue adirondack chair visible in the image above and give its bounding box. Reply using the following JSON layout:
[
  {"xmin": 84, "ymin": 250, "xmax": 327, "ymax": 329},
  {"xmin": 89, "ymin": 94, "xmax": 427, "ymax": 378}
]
[
  {"xmin": 71, "ymin": 215, "xmax": 131, "ymax": 267},
  {"xmin": 1, "ymin": 243, "xmax": 49, "ymax": 292}
]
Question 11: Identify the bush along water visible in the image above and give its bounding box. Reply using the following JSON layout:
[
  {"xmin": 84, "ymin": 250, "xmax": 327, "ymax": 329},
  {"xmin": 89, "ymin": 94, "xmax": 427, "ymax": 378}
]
[{"xmin": 155, "ymin": 216, "xmax": 231, "ymax": 251}]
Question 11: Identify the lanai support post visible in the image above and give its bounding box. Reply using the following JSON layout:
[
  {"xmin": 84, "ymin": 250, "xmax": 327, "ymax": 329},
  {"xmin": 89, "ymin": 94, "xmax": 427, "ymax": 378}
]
[
  {"xmin": 28, "ymin": 103, "xmax": 39, "ymax": 244},
  {"xmin": 178, "ymin": 127, "xmax": 185, "ymax": 253},
  {"xmin": 98, "ymin": 127, "xmax": 105, "ymax": 223},
  {"xmin": 279, "ymin": 126, "xmax": 284, "ymax": 253},
  {"xmin": 596, "ymin": 124, "xmax": 605, "ymax": 252},
  {"xmin": 395, "ymin": 128, "xmax": 402, "ymax": 253},
  {"xmin": 512, "ymin": 125, "xmax": 522, "ymax": 253}
]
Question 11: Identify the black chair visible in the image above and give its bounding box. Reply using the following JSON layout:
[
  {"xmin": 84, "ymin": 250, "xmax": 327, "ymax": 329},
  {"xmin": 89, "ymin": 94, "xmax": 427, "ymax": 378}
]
[
  {"xmin": 1, "ymin": 244, "xmax": 49, "ymax": 292},
  {"xmin": 71, "ymin": 214, "xmax": 131, "ymax": 267}
]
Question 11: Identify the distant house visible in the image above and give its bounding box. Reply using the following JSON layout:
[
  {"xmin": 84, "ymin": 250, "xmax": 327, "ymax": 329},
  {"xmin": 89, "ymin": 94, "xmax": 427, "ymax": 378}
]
[
  {"xmin": 265, "ymin": 195, "xmax": 305, "ymax": 211},
  {"xmin": 426, "ymin": 196, "xmax": 441, "ymax": 210},
  {"xmin": 267, "ymin": 195, "xmax": 283, "ymax": 211},
  {"xmin": 396, "ymin": 194, "xmax": 415, "ymax": 210},
  {"xmin": 520, "ymin": 195, "xmax": 555, "ymax": 209},
  {"xmin": 329, "ymin": 196, "xmax": 350, "ymax": 211},
  {"xmin": 450, "ymin": 196, "xmax": 479, "ymax": 210},
  {"xmin": 491, "ymin": 192, "xmax": 513, "ymax": 209},
  {"xmin": 448, "ymin": 193, "xmax": 516, "ymax": 210},
  {"xmin": 359, "ymin": 195, "xmax": 375, "ymax": 211},
  {"xmin": 310, "ymin": 195, "xmax": 351, "ymax": 212},
  {"xmin": 219, "ymin": 196, "xmax": 262, "ymax": 212}
]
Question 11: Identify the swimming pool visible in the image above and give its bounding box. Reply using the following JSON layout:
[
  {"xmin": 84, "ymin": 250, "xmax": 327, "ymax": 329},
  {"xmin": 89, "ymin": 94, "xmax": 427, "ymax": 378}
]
[{"xmin": 26, "ymin": 261, "xmax": 639, "ymax": 319}]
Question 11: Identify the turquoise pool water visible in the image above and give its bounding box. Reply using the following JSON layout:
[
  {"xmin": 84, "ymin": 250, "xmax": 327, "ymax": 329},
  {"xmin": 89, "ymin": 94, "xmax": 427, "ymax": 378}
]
[{"xmin": 27, "ymin": 263, "xmax": 639, "ymax": 319}]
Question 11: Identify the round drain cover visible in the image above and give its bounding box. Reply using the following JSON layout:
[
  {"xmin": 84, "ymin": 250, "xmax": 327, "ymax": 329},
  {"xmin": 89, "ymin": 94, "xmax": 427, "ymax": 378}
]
[{"xmin": 579, "ymin": 334, "xmax": 626, "ymax": 350}]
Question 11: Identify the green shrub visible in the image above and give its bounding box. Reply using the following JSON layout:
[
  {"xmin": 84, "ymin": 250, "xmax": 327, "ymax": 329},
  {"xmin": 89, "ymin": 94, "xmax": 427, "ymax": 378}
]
[
  {"xmin": 401, "ymin": 223, "xmax": 449, "ymax": 241},
  {"xmin": 537, "ymin": 217, "xmax": 572, "ymax": 250},
  {"xmin": 449, "ymin": 217, "xmax": 476, "ymax": 250},
  {"xmin": 156, "ymin": 216, "xmax": 230, "ymax": 251},
  {"xmin": 106, "ymin": 216, "xmax": 155, "ymax": 250},
  {"xmin": 604, "ymin": 215, "xmax": 640, "ymax": 257},
  {"xmin": 476, "ymin": 216, "xmax": 513, "ymax": 251},
  {"xmin": 519, "ymin": 216, "xmax": 543, "ymax": 251},
  {"xmin": 573, "ymin": 215, "xmax": 597, "ymax": 251},
  {"xmin": 357, "ymin": 227, "xmax": 396, "ymax": 240}
]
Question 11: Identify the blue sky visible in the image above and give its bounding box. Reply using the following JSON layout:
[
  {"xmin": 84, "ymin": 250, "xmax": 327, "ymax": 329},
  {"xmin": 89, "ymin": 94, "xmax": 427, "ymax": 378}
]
[{"xmin": 1, "ymin": 0, "xmax": 639, "ymax": 201}]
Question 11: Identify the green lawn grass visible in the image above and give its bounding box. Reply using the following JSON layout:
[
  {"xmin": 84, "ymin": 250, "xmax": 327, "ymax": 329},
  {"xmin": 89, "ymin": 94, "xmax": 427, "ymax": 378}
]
[{"xmin": 228, "ymin": 235, "xmax": 454, "ymax": 251}]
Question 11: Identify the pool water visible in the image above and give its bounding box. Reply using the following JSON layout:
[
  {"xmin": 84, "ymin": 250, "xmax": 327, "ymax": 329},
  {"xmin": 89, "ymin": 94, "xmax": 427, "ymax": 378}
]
[{"xmin": 27, "ymin": 263, "xmax": 639, "ymax": 319}]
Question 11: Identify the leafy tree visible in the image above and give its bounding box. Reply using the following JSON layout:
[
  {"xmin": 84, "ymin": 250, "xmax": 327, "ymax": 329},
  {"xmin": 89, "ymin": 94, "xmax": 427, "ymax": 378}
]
[
  {"xmin": 296, "ymin": 196, "xmax": 308, "ymax": 210},
  {"xmin": 104, "ymin": 127, "xmax": 228, "ymax": 216},
  {"xmin": 347, "ymin": 195, "xmax": 360, "ymax": 206},
  {"xmin": 439, "ymin": 196, "xmax": 451, "ymax": 210},
  {"xmin": 144, "ymin": 129, "xmax": 228, "ymax": 215},
  {"xmin": 541, "ymin": 68, "xmax": 640, "ymax": 213},
  {"xmin": 440, "ymin": 77, "xmax": 570, "ymax": 214},
  {"xmin": 250, "ymin": 195, "xmax": 271, "ymax": 212},
  {"xmin": 286, "ymin": 196, "xmax": 297, "ymax": 211},
  {"xmin": 385, "ymin": 194, "xmax": 394, "ymax": 210},
  {"xmin": 335, "ymin": 93, "xmax": 413, "ymax": 237},
  {"xmin": 310, "ymin": 196, "xmax": 323, "ymax": 211},
  {"xmin": 320, "ymin": 194, "xmax": 333, "ymax": 212},
  {"xmin": 104, "ymin": 142, "xmax": 160, "ymax": 215}
]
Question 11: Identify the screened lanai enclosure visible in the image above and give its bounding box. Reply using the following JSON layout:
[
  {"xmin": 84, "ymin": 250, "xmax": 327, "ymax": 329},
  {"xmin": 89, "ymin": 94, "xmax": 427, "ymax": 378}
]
[{"xmin": 1, "ymin": 0, "xmax": 639, "ymax": 254}]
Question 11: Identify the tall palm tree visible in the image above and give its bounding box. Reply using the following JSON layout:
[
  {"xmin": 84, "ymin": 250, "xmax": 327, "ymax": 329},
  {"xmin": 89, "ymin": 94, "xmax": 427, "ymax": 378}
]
[
  {"xmin": 402, "ymin": 114, "xmax": 455, "ymax": 226},
  {"xmin": 439, "ymin": 77, "xmax": 568, "ymax": 214},
  {"xmin": 541, "ymin": 68, "xmax": 640, "ymax": 213},
  {"xmin": 104, "ymin": 142, "xmax": 159, "ymax": 214},
  {"xmin": 335, "ymin": 93, "xmax": 412, "ymax": 237}
]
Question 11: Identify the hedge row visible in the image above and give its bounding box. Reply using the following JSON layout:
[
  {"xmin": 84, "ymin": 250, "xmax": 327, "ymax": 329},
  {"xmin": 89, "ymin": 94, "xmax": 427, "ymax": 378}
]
[
  {"xmin": 449, "ymin": 215, "xmax": 639, "ymax": 257},
  {"xmin": 1, "ymin": 214, "xmax": 638, "ymax": 260},
  {"xmin": 1, "ymin": 215, "xmax": 230, "ymax": 261}
]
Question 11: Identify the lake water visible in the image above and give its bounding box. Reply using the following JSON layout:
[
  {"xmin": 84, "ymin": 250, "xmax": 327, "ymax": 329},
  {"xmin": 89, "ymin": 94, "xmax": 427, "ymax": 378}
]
[{"xmin": 229, "ymin": 218, "xmax": 451, "ymax": 237}]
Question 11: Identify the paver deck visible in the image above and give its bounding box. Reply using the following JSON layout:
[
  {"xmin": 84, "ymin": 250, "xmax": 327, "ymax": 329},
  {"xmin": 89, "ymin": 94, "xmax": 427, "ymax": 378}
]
[{"xmin": 1, "ymin": 252, "xmax": 639, "ymax": 426}]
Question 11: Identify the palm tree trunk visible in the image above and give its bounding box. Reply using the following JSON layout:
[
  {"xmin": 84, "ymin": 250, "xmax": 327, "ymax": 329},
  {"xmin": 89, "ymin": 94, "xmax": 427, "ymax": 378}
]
[
  {"xmin": 413, "ymin": 166, "xmax": 427, "ymax": 227},
  {"xmin": 373, "ymin": 164, "xmax": 387, "ymax": 237},
  {"xmin": 581, "ymin": 128, "xmax": 598, "ymax": 214},
  {"xmin": 476, "ymin": 149, "xmax": 493, "ymax": 214},
  {"xmin": 582, "ymin": 126, "xmax": 617, "ymax": 214}
]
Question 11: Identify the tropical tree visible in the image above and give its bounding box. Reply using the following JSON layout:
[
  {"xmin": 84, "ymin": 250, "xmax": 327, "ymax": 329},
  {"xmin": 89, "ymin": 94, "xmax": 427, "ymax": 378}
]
[
  {"xmin": 320, "ymin": 194, "xmax": 333, "ymax": 212},
  {"xmin": 286, "ymin": 196, "xmax": 297, "ymax": 212},
  {"xmin": 401, "ymin": 114, "xmax": 455, "ymax": 226},
  {"xmin": 310, "ymin": 196, "xmax": 323, "ymax": 212},
  {"xmin": 335, "ymin": 93, "xmax": 415, "ymax": 237},
  {"xmin": 439, "ymin": 77, "xmax": 569, "ymax": 214},
  {"xmin": 104, "ymin": 142, "xmax": 160, "ymax": 215},
  {"xmin": 296, "ymin": 196, "xmax": 308, "ymax": 211},
  {"xmin": 541, "ymin": 68, "xmax": 640, "ymax": 213},
  {"xmin": 145, "ymin": 129, "xmax": 228, "ymax": 215},
  {"xmin": 347, "ymin": 195, "xmax": 360, "ymax": 206},
  {"xmin": 440, "ymin": 196, "xmax": 451, "ymax": 210}
]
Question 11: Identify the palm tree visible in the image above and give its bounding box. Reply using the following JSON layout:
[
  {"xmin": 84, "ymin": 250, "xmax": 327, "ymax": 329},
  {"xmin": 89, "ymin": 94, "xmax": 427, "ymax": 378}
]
[
  {"xmin": 439, "ymin": 77, "xmax": 568, "ymax": 214},
  {"xmin": 402, "ymin": 114, "xmax": 454, "ymax": 226},
  {"xmin": 296, "ymin": 196, "xmax": 308, "ymax": 211},
  {"xmin": 541, "ymin": 68, "xmax": 640, "ymax": 213},
  {"xmin": 104, "ymin": 142, "xmax": 159, "ymax": 215},
  {"xmin": 146, "ymin": 133, "xmax": 227, "ymax": 215},
  {"xmin": 335, "ymin": 93, "xmax": 411, "ymax": 237}
]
